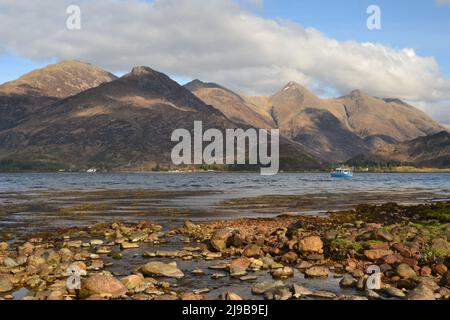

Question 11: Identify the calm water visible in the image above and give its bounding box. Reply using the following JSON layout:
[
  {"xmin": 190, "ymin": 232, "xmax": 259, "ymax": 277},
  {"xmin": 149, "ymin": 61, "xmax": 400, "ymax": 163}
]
[
  {"xmin": 1, "ymin": 172, "xmax": 450, "ymax": 237},
  {"xmin": 1, "ymin": 172, "xmax": 450, "ymax": 195}
]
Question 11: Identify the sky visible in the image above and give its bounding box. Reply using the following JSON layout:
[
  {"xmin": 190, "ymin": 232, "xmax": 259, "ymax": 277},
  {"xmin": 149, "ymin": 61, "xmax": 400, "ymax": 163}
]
[{"xmin": 0, "ymin": 0, "xmax": 449, "ymax": 125}]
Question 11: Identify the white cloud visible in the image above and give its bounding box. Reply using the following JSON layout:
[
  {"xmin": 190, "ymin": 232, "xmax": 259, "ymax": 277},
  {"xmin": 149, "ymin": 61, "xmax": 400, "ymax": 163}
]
[{"xmin": 0, "ymin": 0, "xmax": 449, "ymax": 114}]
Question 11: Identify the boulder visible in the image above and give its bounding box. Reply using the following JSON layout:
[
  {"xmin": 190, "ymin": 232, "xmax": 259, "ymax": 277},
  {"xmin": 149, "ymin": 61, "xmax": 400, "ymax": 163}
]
[
  {"xmin": 0, "ymin": 275, "xmax": 13, "ymax": 293},
  {"xmin": 407, "ymin": 284, "xmax": 436, "ymax": 300},
  {"xmin": 140, "ymin": 261, "xmax": 184, "ymax": 279},
  {"xmin": 242, "ymin": 244, "xmax": 263, "ymax": 258},
  {"xmin": 364, "ymin": 249, "xmax": 393, "ymax": 261},
  {"xmin": 251, "ymin": 281, "xmax": 285, "ymax": 295},
  {"xmin": 210, "ymin": 228, "xmax": 234, "ymax": 252},
  {"xmin": 271, "ymin": 267, "xmax": 294, "ymax": 279},
  {"xmin": 298, "ymin": 236, "xmax": 323, "ymax": 254},
  {"xmin": 229, "ymin": 258, "xmax": 250, "ymax": 277},
  {"xmin": 81, "ymin": 274, "xmax": 127, "ymax": 299},
  {"xmin": 304, "ymin": 266, "xmax": 329, "ymax": 278},
  {"xmin": 396, "ymin": 264, "xmax": 417, "ymax": 279}
]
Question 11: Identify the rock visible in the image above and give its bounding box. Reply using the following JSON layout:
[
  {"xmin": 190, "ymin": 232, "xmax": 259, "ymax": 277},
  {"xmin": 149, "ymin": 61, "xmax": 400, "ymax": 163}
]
[
  {"xmin": 382, "ymin": 254, "xmax": 403, "ymax": 265},
  {"xmin": 309, "ymin": 291, "xmax": 336, "ymax": 299},
  {"xmin": 229, "ymin": 233, "xmax": 244, "ymax": 248},
  {"xmin": 96, "ymin": 246, "xmax": 112, "ymax": 254},
  {"xmin": 435, "ymin": 263, "xmax": 448, "ymax": 276},
  {"xmin": 264, "ymin": 287, "xmax": 292, "ymax": 300},
  {"xmin": 364, "ymin": 249, "xmax": 393, "ymax": 261},
  {"xmin": 365, "ymin": 289, "xmax": 381, "ymax": 300},
  {"xmin": 339, "ymin": 274, "xmax": 357, "ymax": 288},
  {"xmin": 181, "ymin": 292, "xmax": 204, "ymax": 300},
  {"xmin": 420, "ymin": 266, "xmax": 432, "ymax": 277},
  {"xmin": 351, "ymin": 269, "xmax": 365, "ymax": 278},
  {"xmin": 305, "ymin": 266, "xmax": 329, "ymax": 278},
  {"xmin": 140, "ymin": 261, "xmax": 184, "ymax": 279},
  {"xmin": 184, "ymin": 220, "xmax": 199, "ymax": 231},
  {"xmin": 18, "ymin": 242, "xmax": 34, "ymax": 255},
  {"xmin": 90, "ymin": 239, "xmax": 104, "ymax": 246},
  {"xmin": 440, "ymin": 271, "xmax": 450, "ymax": 288},
  {"xmin": 292, "ymin": 284, "xmax": 313, "ymax": 298},
  {"xmin": 0, "ymin": 275, "xmax": 13, "ymax": 293},
  {"xmin": 129, "ymin": 231, "xmax": 148, "ymax": 243},
  {"xmin": 407, "ymin": 284, "xmax": 436, "ymax": 300},
  {"xmin": 297, "ymin": 261, "xmax": 313, "ymax": 270},
  {"xmin": 121, "ymin": 274, "xmax": 145, "ymax": 290},
  {"xmin": 242, "ymin": 244, "xmax": 263, "ymax": 258},
  {"xmin": 281, "ymin": 251, "xmax": 298, "ymax": 264},
  {"xmin": 251, "ymin": 281, "xmax": 285, "ymax": 295},
  {"xmin": 298, "ymin": 236, "xmax": 323, "ymax": 254},
  {"xmin": 438, "ymin": 287, "xmax": 450, "ymax": 299},
  {"xmin": 120, "ymin": 242, "xmax": 139, "ymax": 250},
  {"xmin": 240, "ymin": 275, "xmax": 258, "ymax": 281},
  {"xmin": 210, "ymin": 228, "xmax": 233, "ymax": 252},
  {"xmin": 66, "ymin": 240, "xmax": 82, "ymax": 249},
  {"xmin": 47, "ymin": 289, "xmax": 67, "ymax": 300},
  {"xmin": 229, "ymin": 258, "xmax": 250, "ymax": 277},
  {"xmin": 0, "ymin": 242, "xmax": 9, "ymax": 251},
  {"xmin": 373, "ymin": 229, "xmax": 394, "ymax": 242},
  {"xmin": 271, "ymin": 267, "xmax": 294, "ymax": 279},
  {"xmin": 381, "ymin": 287, "xmax": 406, "ymax": 298},
  {"xmin": 396, "ymin": 264, "xmax": 417, "ymax": 279},
  {"xmin": 81, "ymin": 274, "xmax": 127, "ymax": 299},
  {"xmin": 219, "ymin": 292, "xmax": 243, "ymax": 300},
  {"xmin": 3, "ymin": 257, "xmax": 19, "ymax": 268}
]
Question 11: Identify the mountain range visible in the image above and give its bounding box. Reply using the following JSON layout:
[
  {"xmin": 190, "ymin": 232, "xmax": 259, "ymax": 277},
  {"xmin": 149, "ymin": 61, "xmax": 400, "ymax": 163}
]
[{"xmin": 0, "ymin": 60, "xmax": 448, "ymax": 171}]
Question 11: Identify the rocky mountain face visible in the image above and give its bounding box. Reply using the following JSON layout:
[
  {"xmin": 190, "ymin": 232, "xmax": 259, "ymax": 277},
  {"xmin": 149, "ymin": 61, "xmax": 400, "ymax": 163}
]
[
  {"xmin": 348, "ymin": 131, "xmax": 450, "ymax": 168},
  {"xmin": 185, "ymin": 80, "xmax": 276, "ymax": 129},
  {"xmin": 0, "ymin": 60, "xmax": 117, "ymax": 130},
  {"xmin": 0, "ymin": 60, "xmax": 447, "ymax": 171},
  {"xmin": 0, "ymin": 64, "xmax": 323, "ymax": 171},
  {"xmin": 194, "ymin": 81, "xmax": 445, "ymax": 162}
]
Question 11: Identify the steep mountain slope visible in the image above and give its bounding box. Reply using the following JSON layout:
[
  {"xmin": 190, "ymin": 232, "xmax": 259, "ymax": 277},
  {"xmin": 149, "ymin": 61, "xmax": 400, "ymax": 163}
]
[
  {"xmin": 247, "ymin": 83, "xmax": 445, "ymax": 162},
  {"xmin": 349, "ymin": 131, "xmax": 450, "ymax": 168},
  {"xmin": 0, "ymin": 66, "xmax": 324, "ymax": 171},
  {"xmin": 185, "ymin": 80, "xmax": 276, "ymax": 129},
  {"xmin": 0, "ymin": 60, "xmax": 117, "ymax": 130},
  {"xmin": 337, "ymin": 90, "xmax": 443, "ymax": 141}
]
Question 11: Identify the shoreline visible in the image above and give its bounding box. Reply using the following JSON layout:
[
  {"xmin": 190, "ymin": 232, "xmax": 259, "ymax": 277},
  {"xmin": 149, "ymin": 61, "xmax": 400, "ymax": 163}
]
[{"xmin": 0, "ymin": 201, "xmax": 449, "ymax": 300}]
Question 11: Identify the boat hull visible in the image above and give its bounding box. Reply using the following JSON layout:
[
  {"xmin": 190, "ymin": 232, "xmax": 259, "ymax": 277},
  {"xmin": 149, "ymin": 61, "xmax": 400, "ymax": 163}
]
[{"xmin": 331, "ymin": 173, "xmax": 353, "ymax": 178}]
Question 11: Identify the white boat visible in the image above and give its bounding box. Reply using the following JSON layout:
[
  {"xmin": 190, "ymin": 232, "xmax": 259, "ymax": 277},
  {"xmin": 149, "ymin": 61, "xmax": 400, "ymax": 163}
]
[
  {"xmin": 331, "ymin": 167, "xmax": 353, "ymax": 178},
  {"xmin": 86, "ymin": 168, "xmax": 97, "ymax": 173}
]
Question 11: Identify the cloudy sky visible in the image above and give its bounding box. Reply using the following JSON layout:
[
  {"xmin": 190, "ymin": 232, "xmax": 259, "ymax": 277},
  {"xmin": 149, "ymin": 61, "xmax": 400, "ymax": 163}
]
[{"xmin": 0, "ymin": 0, "xmax": 449, "ymax": 125}]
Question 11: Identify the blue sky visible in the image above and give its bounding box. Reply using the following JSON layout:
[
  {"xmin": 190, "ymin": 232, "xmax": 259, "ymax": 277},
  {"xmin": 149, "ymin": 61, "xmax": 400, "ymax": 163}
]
[
  {"xmin": 1, "ymin": 0, "xmax": 449, "ymax": 85},
  {"xmin": 262, "ymin": 0, "xmax": 450, "ymax": 75}
]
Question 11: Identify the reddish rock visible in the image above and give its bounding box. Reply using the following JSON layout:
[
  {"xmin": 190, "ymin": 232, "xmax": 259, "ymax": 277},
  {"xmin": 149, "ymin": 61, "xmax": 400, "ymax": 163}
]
[
  {"xmin": 242, "ymin": 244, "xmax": 263, "ymax": 258},
  {"xmin": 382, "ymin": 254, "xmax": 403, "ymax": 265},
  {"xmin": 435, "ymin": 264, "xmax": 448, "ymax": 276},
  {"xmin": 420, "ymin": 266, "xmax": 432, "ymax": 277},
  {"xmin": 281, "ymin": 251, "xmax": 299, "ymax": 264},
  {"xmin": 81, "ymin": 274, "xmax": 127, "ymax": 299},
  {"xmin": 298, "ymin": 236, "xmax": 323, "ymax": 254},
  {"xmin": 364, "ymin": 249, "xmax": 393, "ymax": 261}
]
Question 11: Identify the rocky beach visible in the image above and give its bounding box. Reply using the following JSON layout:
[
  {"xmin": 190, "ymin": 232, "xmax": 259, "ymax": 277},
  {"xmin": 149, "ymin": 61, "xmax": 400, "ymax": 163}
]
[{"xmin": 1, "ymin": 198, "xmax": 449, "ymax": 301}]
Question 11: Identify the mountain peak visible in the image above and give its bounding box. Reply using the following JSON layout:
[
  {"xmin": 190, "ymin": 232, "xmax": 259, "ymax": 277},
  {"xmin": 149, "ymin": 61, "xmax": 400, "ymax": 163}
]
[
  {"xmin": 282, "ymin": 81, "xmax": 308, "ymax": 92},
  {"xmin": 130, "ymin": 66, "xmax": 157, "ymax": 77},
  {"xmin": 184, "ymin": 79, "xmax": 225, "ymax": 92},
  {"xmin": 0, "ymin": 60, "xmax": 117, "ymax": 98}
]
